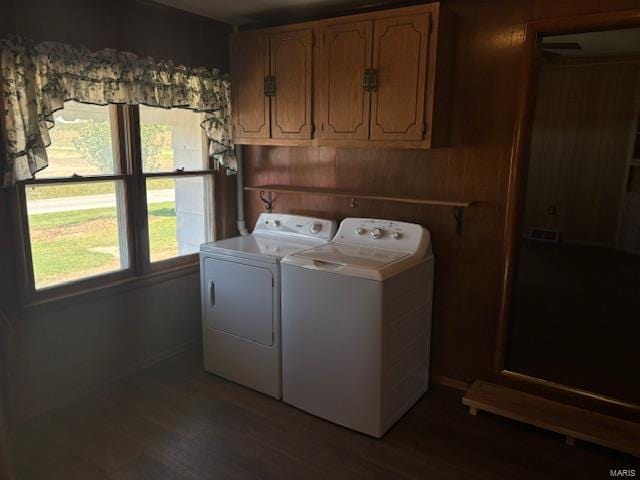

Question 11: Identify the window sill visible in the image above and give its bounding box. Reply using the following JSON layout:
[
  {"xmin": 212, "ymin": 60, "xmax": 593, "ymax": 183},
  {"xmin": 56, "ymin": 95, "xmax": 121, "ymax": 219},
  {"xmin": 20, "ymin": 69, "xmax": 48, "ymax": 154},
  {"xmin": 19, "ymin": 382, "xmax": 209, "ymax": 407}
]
[{"xmin": 22, "ymin": 261, "xmax": 200, "ymax": 318}]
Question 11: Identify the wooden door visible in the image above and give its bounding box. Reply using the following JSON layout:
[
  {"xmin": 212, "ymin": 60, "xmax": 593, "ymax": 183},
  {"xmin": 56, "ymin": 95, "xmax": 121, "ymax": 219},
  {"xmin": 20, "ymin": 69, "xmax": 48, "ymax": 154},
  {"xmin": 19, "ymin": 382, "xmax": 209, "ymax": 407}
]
[
  {"xmin": 230, "ymin": 34, "xmax": 270, "ymax": 139},
  {"xmin": 369, "ymin": 13, "xmax": 430, "ymax": 141},
  {"xmin": 270, "ymin": 29, "xmax": 314, "ymax": 139},
  {"xmin": 319, "ymin": 21, "xmax": 373, "ymax": 140}
]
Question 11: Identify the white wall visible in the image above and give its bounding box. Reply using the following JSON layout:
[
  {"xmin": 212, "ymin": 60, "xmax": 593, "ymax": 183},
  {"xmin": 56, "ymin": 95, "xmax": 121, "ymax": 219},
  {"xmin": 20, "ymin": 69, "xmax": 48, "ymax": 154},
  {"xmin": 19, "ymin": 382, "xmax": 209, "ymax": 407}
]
[{"xmin": 9, "ymin": 272, "xmax": 201, "ymax": 422}]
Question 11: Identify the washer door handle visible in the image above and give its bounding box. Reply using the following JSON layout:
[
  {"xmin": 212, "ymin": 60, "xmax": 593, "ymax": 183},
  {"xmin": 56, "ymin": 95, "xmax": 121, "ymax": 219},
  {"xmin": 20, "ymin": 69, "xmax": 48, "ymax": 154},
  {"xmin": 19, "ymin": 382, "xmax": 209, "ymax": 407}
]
[{"xmin": 209, "ymin": 280, "xmax": 215, "ymax": 307}]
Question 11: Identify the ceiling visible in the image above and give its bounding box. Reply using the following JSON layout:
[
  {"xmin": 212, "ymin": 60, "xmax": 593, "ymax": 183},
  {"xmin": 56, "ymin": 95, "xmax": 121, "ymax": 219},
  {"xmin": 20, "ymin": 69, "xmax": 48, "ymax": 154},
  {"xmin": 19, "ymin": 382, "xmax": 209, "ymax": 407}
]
[
  {"xmin": 151, "ymin": 0, "xmax": 391, "ymax": 24},
  {"xmin": 541, "ymin": 28, "xmax": 640, "ymax": 57}
]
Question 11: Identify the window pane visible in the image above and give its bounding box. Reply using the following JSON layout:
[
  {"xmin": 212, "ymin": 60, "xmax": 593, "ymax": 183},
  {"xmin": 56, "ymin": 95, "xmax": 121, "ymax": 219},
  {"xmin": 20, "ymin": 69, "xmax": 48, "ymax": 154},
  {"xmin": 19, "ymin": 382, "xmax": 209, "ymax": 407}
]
[
  {"xmin": 146, "ymin": 176, "xmax": 211, "ymax": 262},
  {"xmin": 38, "ymin": 102, "xmax": 117, "ymax": 179},
  {"xmin": 139, "ymin": 106, "xmax": 207, "ymax": 173},
  {"xmin": 25, "ymin": 181, "xmax": 129, "ymax": 289}
]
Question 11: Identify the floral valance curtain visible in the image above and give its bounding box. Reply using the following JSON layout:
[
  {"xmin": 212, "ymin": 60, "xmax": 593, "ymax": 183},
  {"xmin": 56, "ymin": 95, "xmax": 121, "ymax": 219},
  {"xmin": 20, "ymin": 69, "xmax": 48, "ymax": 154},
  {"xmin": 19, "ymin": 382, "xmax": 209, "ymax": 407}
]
[{"xmin": 0, "ymin": 35, "xmax": 236, "ymax": 187}]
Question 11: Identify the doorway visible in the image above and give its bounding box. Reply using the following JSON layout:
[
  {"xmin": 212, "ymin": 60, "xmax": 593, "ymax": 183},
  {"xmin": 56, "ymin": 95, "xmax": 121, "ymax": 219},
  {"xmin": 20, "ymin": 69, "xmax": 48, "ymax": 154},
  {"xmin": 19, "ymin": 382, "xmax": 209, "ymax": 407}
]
[{"xmin": 497, "ymin": 15, "xmax": 640, "ymax": 412}]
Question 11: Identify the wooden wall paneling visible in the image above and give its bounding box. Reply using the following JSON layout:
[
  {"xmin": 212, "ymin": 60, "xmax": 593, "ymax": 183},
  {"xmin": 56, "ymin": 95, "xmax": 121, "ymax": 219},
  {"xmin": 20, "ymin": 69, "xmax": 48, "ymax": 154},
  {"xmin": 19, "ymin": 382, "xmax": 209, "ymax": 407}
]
[
  {"xmin": 533, "ymin": 0, "xmax": 640, "ymax": 20},
  {"xmin": 596, "ymin": 63, "xmax": 639, "ymax": 245},
  {"xmin": 214, "ymin": 167, "xmax": 238, "ymax": 240},
  {"xmin": 287, "ymin": 146, "xmax": 336, "ymax": 217},
  {"xmin": 411, "ymin": 148, "xmax": 457, "ymax": 378},
  {"xmin": 433, "ymin": 0, "xmax": 530, "ymax": 381},
  {"xmin": 271, "ymin": 147, "xmax": 320, "ymax": 214},
  {"xmin": 244, "ymin": 145, "xmax": 274, "ymax": 227},
  {"xmin": 524, "ymin": 61, "xmax": 639, "ymax": 246},
  {"xmin": 241, "ymin": 145, "xmax": 336, "ymax": 227},
  {"xmin": 230, "ymin": 34, "xmax": 271, "ymax": 139},
  {"xmin": 522, "ymin": 65, "xmax": 570, "ymax": 235},
  {"xmin": 243, "ymin": 0, "xmax": 640, "ymax": 418},
  {"xmin": 270, "ymin": 28, "xmax": 314, "ymax": 139},
  {"xmin": 618, "ymin": 193, "xmax": 640, "ymax": 250},
  {"xmin": 496, "ymin": 4, "xmax": 640, "ymax": 419},
  {"xmin": 243, "ymin": 0, "xmax": 531, "ymax": 387},
  {"xmin": 314, "ymin": 146, "xmax": 338, "ymax": 219},
  {"xmin": 546, "ymin": 63, "xmax": 578, "ymax": 237},
  {"xmin": 369, "ymin": 12, "xmax": 430, "ymax": 141},
  {"xmin": 318, "ymin": 20, "xmax": 373, "ymax": 140},
  {"xmin": 428, "ymin": 4, "xmax": 456, "ymax": 148},
  {"xmin": 618, "ymin": 93, "xmax": 640, "ymax": 251},
  {"xmin": 460, "ymin": 147, "xmax": 510, "ymax": 380}
]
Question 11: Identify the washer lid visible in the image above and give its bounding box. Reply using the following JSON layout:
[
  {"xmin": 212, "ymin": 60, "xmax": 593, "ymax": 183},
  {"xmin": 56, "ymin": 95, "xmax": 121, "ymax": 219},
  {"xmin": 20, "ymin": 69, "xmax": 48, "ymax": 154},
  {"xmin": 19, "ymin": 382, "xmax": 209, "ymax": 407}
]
[
  {"xmin": 201, "ymin": 233, "xmax": 327, "ymax": 263},
  {"xmin": 282, "ymin": 242, "xmax": 426, "ymax": 281},
  {"xmin": 293, "ymin": 243, "xmax": 409, "ymax": 269}
]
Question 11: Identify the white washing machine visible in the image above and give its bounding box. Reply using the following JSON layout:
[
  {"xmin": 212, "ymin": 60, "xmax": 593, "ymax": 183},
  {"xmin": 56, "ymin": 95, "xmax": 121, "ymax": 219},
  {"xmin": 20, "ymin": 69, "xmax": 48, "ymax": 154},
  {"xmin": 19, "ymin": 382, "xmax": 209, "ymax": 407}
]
[
  {"xmin": 281, "ymin": 218, "xmax": 434, "ymax": 437},
  {"xmin": 200, "ymin": 213, "xmax": 336, "ymax": 399}
]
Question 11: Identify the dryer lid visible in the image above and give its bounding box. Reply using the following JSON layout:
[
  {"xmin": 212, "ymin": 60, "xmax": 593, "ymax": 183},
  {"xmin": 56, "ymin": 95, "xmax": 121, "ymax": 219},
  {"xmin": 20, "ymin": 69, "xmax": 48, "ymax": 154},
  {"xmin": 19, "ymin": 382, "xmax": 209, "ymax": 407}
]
[
  {"xmin": 200, "ymin": 213, "xmax": 337, "ymax": 263},
  {"xmin": 201, "ymin": 234, "xmax": 328, "ymax": 263}
]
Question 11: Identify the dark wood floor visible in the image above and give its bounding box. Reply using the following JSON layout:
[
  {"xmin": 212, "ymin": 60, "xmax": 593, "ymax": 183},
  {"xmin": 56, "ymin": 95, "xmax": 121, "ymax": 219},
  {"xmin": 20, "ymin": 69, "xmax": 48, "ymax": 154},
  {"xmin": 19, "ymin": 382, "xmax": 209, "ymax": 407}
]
[
  {"xmin": 8, "ymin": 349, "xmax": 636, "ymax": 480},
  {"xmin": 510, "ymin": 242, "xmax": 640, "ymax": 403}
]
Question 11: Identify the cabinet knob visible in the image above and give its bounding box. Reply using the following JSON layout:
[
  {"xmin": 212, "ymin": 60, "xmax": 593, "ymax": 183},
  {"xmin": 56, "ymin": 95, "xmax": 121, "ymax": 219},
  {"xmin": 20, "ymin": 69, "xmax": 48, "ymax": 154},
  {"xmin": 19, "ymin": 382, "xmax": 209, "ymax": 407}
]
[{"xmin": 369, "ymin": 68, "xmax": 379, "ymax": 92}]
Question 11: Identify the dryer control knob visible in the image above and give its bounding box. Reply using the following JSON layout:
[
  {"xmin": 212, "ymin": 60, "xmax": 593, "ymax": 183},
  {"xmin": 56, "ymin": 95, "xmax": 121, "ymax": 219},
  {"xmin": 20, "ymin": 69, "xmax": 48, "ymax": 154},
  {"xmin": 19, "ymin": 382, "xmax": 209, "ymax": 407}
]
[
  {"xmin": 392, "ymin": 231, "xmax": 402, "ymax": 239},
  {"xmin": 310, "ymin": 222, "xmax": 322, "ymax": 234},
  {"xmin": 370, "ymin": 227, "xmax": 384, "ymax": 240},
  {"xmin": 356, "ymin": 227, "xmax": 366, "ymax": 235},
  {"xmin": 274, "ymin": 220, "xmax": 281, "ymax": 227}
]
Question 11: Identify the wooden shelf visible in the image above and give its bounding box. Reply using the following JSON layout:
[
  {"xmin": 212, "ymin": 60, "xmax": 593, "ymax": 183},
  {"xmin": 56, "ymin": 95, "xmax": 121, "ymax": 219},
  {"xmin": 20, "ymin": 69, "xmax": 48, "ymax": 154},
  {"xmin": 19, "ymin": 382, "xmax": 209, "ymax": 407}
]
[
  {"xmin": 244, "ymin": 185, "xmax": 473, "ymax": 208},
  {"xmin": 463, "ymin": 381, "xmax": 640, "ymax": 457},
  {"xmin": 234, "ymin": 137, "xmax": 434, "ymax": 149},
  {"xmin": 244, "ymin": 184, "xmax": 474, "ymax": 234}
]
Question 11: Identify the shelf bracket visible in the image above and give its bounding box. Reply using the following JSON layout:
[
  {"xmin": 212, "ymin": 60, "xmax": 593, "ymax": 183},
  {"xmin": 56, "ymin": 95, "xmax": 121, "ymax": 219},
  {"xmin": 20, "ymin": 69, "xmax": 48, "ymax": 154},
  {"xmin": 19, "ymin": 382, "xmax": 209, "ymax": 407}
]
[
  {"xmin": 259, "ymin": 190, "xmax": 273, "ymax": 211},
  {"xmin": 454, "ymin": 206, "xmax": 464, "ymax": 236}
]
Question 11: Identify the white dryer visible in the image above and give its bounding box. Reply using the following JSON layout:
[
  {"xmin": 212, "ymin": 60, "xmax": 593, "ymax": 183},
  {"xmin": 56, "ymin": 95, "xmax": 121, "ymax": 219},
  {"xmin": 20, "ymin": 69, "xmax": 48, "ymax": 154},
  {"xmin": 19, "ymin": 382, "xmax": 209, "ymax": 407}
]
[
  {"xmin": 200, "ymin": 213, "xmax": 336, "ymax": 399},
  {"xmin": 281, "ymin": 218, "xmax": 434, "ymax": 437}
]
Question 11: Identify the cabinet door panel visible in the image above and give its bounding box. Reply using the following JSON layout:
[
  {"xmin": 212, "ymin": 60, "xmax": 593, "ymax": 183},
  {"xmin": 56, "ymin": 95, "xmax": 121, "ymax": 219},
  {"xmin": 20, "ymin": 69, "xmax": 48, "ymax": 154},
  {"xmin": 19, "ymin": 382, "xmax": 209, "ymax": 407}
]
[
  {"xmin": 319, "ymin": 21, "xmax": 372, "ymax": 140},
  {"xmin": 231, "ymin": 34, "xmax": 270, "ymax": 139},
  {"xmin": 370, "ymin": 14, "xmax": 430, "ymax": 141},
  {"xmin": 270, "ymin": 29, "xmax": 314, "ymax": 139}
]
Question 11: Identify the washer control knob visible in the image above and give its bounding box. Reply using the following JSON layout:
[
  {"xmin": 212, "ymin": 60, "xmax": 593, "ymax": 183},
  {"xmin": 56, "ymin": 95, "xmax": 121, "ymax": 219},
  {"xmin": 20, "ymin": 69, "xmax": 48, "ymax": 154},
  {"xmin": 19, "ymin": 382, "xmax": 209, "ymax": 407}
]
[
  {"xmin": 356, "ymin": 227, "xmax": 366, "ymax": 235},
  {"xmin": 310, "ymin": 222, "xmax": 322, "ymax": 234},
  {"xmin": 274, "ymin": 220, "xmax": 281, "ymax": 227},
  {"xmin": 370, "ymin": 227, "xmax": 384, "ymax": 240},
  {"xmin": 392, "ymin": 231, "xmax": 402, "ymax": 240}
]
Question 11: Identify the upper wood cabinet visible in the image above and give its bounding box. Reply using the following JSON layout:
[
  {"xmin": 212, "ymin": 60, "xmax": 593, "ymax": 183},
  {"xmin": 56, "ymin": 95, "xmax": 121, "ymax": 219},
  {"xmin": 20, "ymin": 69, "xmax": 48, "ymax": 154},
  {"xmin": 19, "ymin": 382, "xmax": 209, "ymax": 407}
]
[
  {"xmin": 230, "ymin": 2, "xmax": 453, "ymax": 148},
  {"xmin": 230, "ymin": 27, "xmax": 314, "ymax": 141},
  {"xmin": 369, "ymin": 13, "xmax": 430, "ymax": 141},
  {"xmin": 230, "ymin": 34, "xmax": 270, "ymax": 139},
  {"xmin": 270, "ymin": 29, "xmax": 314, "ymax": 139},
  {"xmin": 319, "ymin": 21, "xmax": 373, "ymax": 140}
]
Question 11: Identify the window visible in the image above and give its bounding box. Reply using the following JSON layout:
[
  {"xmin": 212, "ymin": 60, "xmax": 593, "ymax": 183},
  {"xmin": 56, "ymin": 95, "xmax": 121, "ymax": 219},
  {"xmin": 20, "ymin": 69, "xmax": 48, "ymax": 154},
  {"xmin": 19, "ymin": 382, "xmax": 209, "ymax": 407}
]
[
  {"xmin": 16, "ymin": 102, "xmax": 216, "ymax": 300},
  {"xmin": 138, "ymin": 106, "xmax": 213, "ymax": 264}
]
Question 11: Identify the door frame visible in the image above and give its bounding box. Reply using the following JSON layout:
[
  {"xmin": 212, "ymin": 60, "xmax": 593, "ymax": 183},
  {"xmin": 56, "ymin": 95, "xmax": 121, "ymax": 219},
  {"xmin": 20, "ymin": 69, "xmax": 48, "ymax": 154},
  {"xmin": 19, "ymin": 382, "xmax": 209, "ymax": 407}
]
[{"xmin": 494, "ymin": 8, "xmax": 640, "ymax": 417}]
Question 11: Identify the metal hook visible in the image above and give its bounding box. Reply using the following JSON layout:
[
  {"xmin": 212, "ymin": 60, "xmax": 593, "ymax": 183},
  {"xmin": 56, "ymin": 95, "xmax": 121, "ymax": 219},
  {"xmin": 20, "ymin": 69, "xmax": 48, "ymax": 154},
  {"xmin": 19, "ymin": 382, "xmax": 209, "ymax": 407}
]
[
  {"xmin": 259, "ymin": 190, "xmax": 273, "ymax": 211},
  {"xmin": 350, "ymin": 197, "xmax": 357, "ymax": 208},
  {"xmin": 453, "ymin": 206, "xmax": 464, "ymax": 236}
]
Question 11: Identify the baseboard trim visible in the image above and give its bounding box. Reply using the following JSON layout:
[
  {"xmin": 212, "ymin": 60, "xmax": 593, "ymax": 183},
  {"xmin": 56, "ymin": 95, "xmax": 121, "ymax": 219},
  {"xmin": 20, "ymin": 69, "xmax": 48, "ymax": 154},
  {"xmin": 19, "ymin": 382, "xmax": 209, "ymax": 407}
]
[
  {"xmin": 11, "ymin": 337, "xmax": 201, "ymax": 424},
  {"xmin": 431, "ymin": 374, "xmax": 470, "ymax": 391}
]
